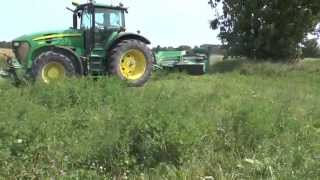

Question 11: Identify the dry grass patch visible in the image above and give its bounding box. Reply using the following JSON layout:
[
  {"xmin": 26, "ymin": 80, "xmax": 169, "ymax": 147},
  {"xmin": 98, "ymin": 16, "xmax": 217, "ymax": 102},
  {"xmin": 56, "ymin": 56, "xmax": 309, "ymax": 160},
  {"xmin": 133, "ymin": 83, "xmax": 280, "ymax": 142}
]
[
  {"xmin": 0, "ymin": 48, "xmax": 13, "ymax": 60},
  {"xmin": 0, "ymin": 48, "xmax": 12, "ymax": 71}
]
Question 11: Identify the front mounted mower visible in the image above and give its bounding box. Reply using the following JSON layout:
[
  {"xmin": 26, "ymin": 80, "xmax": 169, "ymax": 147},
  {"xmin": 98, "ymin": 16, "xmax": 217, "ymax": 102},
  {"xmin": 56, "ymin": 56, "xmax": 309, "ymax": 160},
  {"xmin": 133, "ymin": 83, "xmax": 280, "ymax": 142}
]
[{"xmin": 155, "ymin": 49, "xmax": 209, "ymax": 74}]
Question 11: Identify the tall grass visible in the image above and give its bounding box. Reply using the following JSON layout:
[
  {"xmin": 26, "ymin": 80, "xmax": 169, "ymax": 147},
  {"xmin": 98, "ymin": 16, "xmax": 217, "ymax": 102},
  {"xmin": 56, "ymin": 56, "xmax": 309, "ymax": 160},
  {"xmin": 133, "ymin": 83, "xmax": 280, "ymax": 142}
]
[{"xmin": 0, "ymin": 60, "xmax": 319, "ymax": 179}]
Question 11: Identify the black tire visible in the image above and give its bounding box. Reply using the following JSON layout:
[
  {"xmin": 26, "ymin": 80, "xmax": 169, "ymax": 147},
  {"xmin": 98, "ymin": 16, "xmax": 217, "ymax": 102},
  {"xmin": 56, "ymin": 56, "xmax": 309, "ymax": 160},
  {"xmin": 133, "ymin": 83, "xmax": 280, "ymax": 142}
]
[
  {"xmin": 108, "ymin": 39, "xmax": 154, "ymax": 86},
  {"xmin": 31, "ymin": 51, "xmax": 76, "ymax": 83}
]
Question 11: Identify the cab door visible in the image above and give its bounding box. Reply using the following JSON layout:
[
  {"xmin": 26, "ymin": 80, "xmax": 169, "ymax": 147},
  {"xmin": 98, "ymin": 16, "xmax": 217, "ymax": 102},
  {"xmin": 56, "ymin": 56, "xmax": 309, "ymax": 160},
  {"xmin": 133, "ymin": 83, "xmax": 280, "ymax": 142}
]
[
  {"xmin": 93, "ymin": 8, "xmax": 125, "ymax": 48},
  {"xmin": 81, "ymin": 5, "xmax": 95, "ymax": 55},
  {"xmin": 94, "ymin": 8, "xmax": 112, "ymax": 48}
]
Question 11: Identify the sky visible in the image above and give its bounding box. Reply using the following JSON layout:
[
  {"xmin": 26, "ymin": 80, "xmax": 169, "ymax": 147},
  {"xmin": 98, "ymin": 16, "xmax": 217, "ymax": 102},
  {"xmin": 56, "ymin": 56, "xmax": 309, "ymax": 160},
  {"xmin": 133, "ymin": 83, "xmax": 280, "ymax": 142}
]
[{"xmin": 0, "ymin": 0, "xmax": 220, "ymax": 47}]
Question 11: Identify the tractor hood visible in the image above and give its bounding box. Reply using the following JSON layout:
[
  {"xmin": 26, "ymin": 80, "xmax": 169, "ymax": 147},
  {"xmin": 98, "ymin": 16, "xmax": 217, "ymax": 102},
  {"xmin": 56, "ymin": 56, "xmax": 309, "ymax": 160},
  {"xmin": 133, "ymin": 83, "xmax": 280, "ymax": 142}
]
[
  {"xmin": 12, "ymin": 29, "xmax": 83, "ymax": 69},
  {"xmin": 13, "ymin": 29, "xmax": 82, "ymax": 42}
]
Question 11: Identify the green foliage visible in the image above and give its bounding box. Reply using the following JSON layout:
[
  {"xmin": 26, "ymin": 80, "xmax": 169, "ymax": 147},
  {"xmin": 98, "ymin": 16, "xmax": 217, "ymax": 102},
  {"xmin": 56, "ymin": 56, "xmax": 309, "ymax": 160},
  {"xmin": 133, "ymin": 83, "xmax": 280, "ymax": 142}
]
[
  {"xmin": 302, "ymin": 38, "xmax": 320, "ymax": 58},
  {"xmin": 177, "ymin": 45, "xmax": 192, "ymax": 51},
  {"xmin": 209, "ymin": 0, "xmax": 320, "ymax": 61},
  {"xmin": 201, "ymin": 44, "xmax": 225, "ymax": 55},
  {"xmin": 152, "ymin": 44, "xmax": 226, "ymax": 59},
  {"xmin": 153, "ymin": 46, "xmax": 177, "ymax": 52},
  {"xmin": 0, "ymin": 61, "xmax": 320, "ymax": 178},
  {"xmin": 153, "ymin": 44, "xmax": 223, "ymax": 55}
]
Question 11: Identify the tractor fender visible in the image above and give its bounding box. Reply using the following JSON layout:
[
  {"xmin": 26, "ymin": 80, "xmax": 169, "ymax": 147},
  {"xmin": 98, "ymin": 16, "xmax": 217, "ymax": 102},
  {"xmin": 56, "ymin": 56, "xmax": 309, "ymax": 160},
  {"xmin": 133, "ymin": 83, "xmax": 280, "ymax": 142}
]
[
  {"xmin": 107, "ymin": 33, "xmax": 151, "ymax": 52},
  {"xmin": 31, "ymin": 46, "xmax": 84, "ymax": 75}
]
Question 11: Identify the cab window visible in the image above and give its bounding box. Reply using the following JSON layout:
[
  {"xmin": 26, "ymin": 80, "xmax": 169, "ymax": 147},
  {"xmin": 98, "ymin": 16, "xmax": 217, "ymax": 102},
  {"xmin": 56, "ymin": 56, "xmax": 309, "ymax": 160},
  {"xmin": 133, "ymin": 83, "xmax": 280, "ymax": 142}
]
[
  {"xmin": 81, "ymin": 8, "xmax": 93, "ymax": 29},
  {"xmin": 95, "ymin": 8, "xmax": 124, "ymax": 29}
]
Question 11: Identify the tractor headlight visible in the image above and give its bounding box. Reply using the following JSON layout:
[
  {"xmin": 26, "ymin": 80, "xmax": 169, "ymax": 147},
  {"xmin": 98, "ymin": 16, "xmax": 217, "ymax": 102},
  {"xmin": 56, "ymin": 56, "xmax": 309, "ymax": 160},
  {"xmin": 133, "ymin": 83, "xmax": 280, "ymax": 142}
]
[{"xmin": 12, "ymin": 42, "xmax": 30, "ymax": 64}]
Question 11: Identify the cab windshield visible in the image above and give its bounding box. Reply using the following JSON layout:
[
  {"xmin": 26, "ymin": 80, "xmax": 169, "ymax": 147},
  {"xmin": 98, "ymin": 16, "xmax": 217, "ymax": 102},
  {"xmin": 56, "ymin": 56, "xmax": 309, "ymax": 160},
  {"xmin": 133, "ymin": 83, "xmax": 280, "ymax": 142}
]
[
  {"xmin": 80, "ymin": 7, "xmax": 125, "ymax": 30},
  {"xmin": 95, "ymin": 8, "xmax": 125, "ymax": 29}
]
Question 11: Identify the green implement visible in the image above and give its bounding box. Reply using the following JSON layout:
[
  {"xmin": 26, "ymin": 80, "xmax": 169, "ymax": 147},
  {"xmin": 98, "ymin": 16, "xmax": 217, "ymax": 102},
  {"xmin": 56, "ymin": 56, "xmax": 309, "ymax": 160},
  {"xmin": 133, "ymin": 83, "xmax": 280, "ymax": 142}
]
[{"xmin": 155, "ymin": 50, "xmax": 209, "ymax": 74}]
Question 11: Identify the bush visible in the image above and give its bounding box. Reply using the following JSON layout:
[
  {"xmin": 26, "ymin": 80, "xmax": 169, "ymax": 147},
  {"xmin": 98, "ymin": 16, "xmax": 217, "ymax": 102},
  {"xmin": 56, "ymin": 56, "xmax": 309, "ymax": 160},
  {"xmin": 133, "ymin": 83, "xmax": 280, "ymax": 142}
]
[{"xmin": 302, "ymin": 38, "xmax": 320, "ymax": 58}]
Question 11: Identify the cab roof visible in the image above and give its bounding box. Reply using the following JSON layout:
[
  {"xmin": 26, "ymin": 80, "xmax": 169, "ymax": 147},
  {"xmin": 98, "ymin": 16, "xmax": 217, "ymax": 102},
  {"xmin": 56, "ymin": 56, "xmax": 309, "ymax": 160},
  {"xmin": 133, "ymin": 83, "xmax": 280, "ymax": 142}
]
[{"xmin": 74, "ymin": 2, "xmax": 128, "ymax": 12}]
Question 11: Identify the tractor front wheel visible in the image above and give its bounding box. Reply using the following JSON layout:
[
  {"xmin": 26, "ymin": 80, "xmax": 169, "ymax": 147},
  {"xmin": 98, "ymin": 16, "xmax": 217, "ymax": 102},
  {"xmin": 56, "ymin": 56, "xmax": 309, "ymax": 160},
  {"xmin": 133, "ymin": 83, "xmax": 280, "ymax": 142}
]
[
  {"xmin": 109, "ymin": 39, "xmax": 154, "ymax": 86},
  {"xmin": 32, "ymin": 51, "xmax": 76, "ymax": 84}
]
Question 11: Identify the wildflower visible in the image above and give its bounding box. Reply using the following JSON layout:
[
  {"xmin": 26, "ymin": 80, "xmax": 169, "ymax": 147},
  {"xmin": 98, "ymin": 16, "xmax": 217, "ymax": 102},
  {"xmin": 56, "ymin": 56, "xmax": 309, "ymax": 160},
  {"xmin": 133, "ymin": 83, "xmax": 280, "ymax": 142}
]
[
  {"xmin": 244, "ymin": 158, "xmax": 263, "ymax": 168},
  {"xmin": 202, "ymin": 176, "xmax": 214, "ymax": 180}
]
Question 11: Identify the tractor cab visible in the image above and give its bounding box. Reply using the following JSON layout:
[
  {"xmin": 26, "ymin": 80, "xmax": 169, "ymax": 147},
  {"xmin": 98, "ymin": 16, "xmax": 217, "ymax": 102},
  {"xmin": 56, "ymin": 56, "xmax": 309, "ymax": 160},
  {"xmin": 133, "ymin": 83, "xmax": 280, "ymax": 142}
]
[{"xmin": 72, "ymin": 2, "xmax": 128, "ymax": 54}]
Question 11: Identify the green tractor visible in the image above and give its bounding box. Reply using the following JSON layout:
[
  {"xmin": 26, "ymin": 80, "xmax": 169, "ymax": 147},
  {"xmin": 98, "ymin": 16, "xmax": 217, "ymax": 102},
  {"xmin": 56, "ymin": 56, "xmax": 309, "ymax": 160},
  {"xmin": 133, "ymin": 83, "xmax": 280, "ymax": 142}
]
[{"xmin": 4, "ymin": 1, "xmax": 154, "ymax": 86}]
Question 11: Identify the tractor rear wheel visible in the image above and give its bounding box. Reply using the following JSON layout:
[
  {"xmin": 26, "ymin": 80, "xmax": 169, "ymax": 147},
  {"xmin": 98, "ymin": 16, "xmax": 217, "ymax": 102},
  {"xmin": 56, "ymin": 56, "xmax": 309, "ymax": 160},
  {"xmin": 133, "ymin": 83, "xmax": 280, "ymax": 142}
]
[
  {"xmin": 32, "ymin": 51, "xmax": 76, "ymax": 84},
  {"xmin": 108, "ymin": 39, "xmax": 154, "ymax": 86}
]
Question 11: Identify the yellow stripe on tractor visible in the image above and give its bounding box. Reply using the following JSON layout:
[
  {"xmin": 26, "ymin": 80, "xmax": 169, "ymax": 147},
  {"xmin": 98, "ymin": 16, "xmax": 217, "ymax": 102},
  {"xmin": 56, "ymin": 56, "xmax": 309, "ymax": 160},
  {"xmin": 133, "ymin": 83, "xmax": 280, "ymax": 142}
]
[{"xmin": 33, "ymin": 34, "xmax": 82, "ymax": 41}]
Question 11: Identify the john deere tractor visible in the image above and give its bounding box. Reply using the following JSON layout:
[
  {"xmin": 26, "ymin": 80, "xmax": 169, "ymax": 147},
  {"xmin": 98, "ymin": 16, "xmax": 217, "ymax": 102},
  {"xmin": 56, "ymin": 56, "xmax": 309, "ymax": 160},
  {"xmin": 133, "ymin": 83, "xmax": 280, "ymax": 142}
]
[{"xmin": 6, "ymin": 1, "xmax": 154, "ymax": 86}]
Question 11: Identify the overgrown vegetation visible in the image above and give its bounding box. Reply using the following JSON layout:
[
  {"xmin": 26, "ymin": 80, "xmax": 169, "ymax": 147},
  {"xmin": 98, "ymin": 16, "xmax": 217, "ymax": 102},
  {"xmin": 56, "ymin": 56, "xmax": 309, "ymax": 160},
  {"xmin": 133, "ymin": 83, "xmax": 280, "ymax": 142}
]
[{"xmin": 0, "ymin": 59, "xmax": 319, "ymax": 179}]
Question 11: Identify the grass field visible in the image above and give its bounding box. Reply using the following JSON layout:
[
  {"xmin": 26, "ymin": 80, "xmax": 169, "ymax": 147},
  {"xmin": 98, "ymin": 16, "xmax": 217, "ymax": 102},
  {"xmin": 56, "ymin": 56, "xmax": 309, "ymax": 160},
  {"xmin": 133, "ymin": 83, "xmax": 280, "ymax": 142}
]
[{"xmin": 0, "ymin": 59, "xmax": 320, "ymax": 179}]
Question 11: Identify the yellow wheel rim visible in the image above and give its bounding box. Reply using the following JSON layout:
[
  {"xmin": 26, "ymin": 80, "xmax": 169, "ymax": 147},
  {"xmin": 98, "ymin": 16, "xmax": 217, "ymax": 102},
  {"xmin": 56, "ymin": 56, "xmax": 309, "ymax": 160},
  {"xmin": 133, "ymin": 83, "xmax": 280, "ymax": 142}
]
[
  {"xmin": 41, "ymin": 62, "xmax": 66, "ymax": 84},
  {"xmin": 120, "ymin": 49, "xmax": 147, "ymax": 80}
]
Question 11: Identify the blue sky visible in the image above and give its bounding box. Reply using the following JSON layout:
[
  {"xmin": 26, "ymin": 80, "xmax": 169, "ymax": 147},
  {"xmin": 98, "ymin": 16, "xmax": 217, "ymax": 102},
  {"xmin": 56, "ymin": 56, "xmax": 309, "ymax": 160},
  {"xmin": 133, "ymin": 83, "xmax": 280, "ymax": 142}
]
[{"xmin": 0, "ymin": 0, "xmax": 220, "ymax": 47}]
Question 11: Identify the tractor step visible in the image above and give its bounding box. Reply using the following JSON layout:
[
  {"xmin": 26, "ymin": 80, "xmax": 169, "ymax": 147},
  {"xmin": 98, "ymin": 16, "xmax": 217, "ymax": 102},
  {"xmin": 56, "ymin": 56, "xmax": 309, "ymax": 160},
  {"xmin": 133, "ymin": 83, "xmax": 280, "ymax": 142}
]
[{"xmin": 89, "ymin": 54, "xmax": 105, "ymax": 75}]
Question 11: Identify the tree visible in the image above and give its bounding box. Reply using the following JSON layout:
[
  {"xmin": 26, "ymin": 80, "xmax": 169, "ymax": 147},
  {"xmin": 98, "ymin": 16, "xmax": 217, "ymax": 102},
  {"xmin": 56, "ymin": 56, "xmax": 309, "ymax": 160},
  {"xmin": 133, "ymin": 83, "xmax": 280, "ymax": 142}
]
[
  {"xmin": 177, "ymin": 45, "xmax": 192, "ymax": 51},
  {"xmin": 209, "ymin": 0, "xmax": 320, "ymax": 62},
  {"xmin": 302, "ymin": 38, "xmax": 320, "ymax": 58}
]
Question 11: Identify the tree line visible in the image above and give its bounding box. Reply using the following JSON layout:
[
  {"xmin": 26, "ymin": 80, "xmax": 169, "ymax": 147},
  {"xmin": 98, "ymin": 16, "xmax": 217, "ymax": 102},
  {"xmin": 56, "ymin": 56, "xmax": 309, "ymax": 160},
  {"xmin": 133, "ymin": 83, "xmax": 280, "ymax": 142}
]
[
  {"xmin": 152, "ymin": 44, "xmax": 225, "ymax": 55},
  {"xmin": 0, "ymin": 41, "xmax": 11, "ymax": 49},
  {"xmin": 153, "ymin": 42, "xmax": 320, "ymax": 58},
  {"xmin": 1, "ymin": 36, "xmax": 319, "ymax": 59}
]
